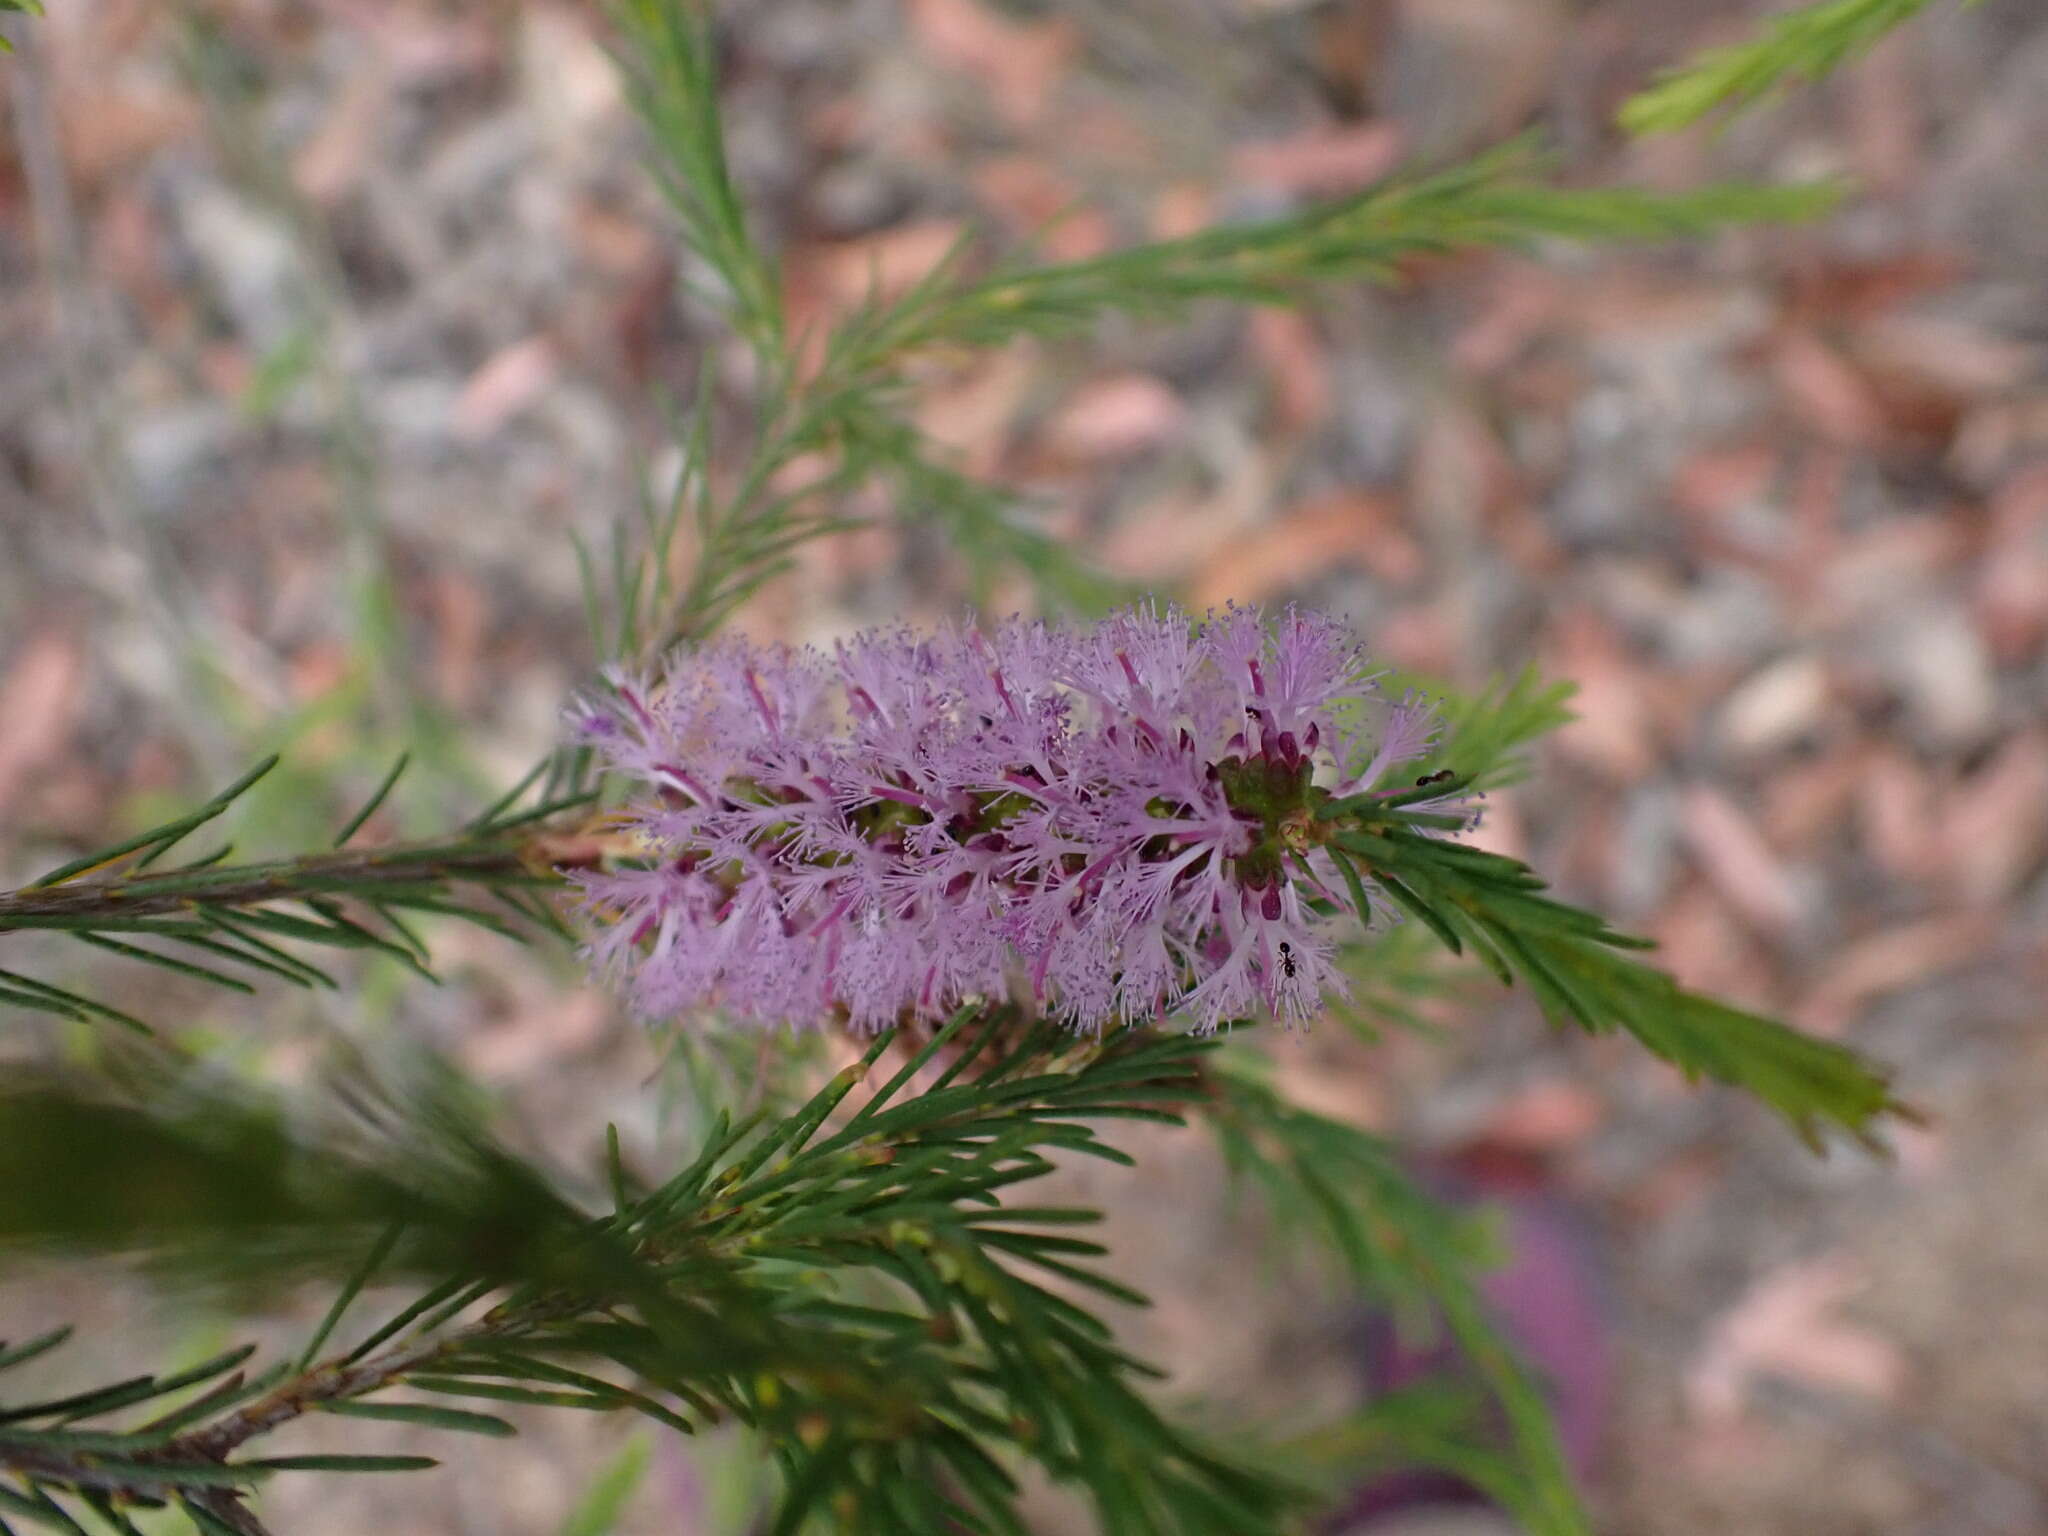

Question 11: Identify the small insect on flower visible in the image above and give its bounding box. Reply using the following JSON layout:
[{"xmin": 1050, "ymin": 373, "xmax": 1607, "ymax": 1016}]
[{"xmin": 571, "ymin": 602, "xmax": 1478, "ymax": 1036}]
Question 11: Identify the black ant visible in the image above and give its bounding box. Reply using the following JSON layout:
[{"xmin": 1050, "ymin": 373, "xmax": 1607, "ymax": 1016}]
[
  {"xmin": 1276, "ymin": 941, "xmax": 1297, "ymax": 979},
  {"xmin": 1413, "ymin": 769, "xmax": 1455, "ymax": 787}
]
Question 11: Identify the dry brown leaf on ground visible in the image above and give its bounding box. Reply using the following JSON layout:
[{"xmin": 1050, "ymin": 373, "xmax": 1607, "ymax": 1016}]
[
  {"xmin": 1248, "ymin": 309, "xmax": 1332, "ymax": 437},
  {"xmin": 1036, "ymin": 372, "xmax": 1185, "ymax": 465},
  {"xmin": 1953, "ymin": 393, "xmax": 2048, "ymax": 488},
  {"xmin": 1228, "ymin": 121, "xmax": 1404, "ymax": 196},
  {"xmin": 1781, "ymin": 450, "xmax": 1850, "ymax": 606},
  {"xmin": 327, "ymin": 0, "xmax": 502, "ymax": 90},
  {"xmin": 1773, "ymin": 329, "xmax": 1889, "ymax": 448},
  {"xmin": 1686, "ymin": 1256, "xmax": 1907, "ymax": 1427},
  {"xmin": 53, "ymin": 73, "xmax": 199, "ymax": 190},
  {"xmin": 1098, "ymin": 461, "xmax": 1272, "ymax": 585},
  {"xmin": 1646, "ymin": 880, "xmax": 1777, "ymax": 1011},
  {"xmin": 1818, "ymin": 515, "xmax": 1968, "ymax": 630},
  {"xmin": 911, "ymin": 348, "xmax": 1035, "ymax": 478},
  {"xmin": 1843, "ymin": 29, "xmax": 1925, "ymax": 195},
  {"xmin": 1865, "ymin": 600, "xmax": 2001, "ymax": 752},
  {"xmin": 1148, "ymin": 181, "xmax": 1215, "ymax": 242},
  {"xmin": 1187, "ymin": 488, "xmax": 1419, "ymax": 607},
  {"xmin": 1383, "ymin": 0, "xmax": 1565, "ymax": 158},
  {"xmin": 1759, "ymin": 746, "xmax": 1862, "ymax": 848},
  {"xmin": 519, "ymin": 8, "xmax": 620, "ymax": 143},
  {"xmin": 1977, "ymin": 461, "xmax": 2048, "ymax": 665},
  {"xmin": 0, "ymin": 629, "xmax": 86, "ymax": 817},
  {"xmin": 1299, "ymin": 0, "xmax": 1394, "ymax": 115},
  {"xmin": 1545, "ymin": 610, "xmax": 1659, "ymax": 783},
  {"xmin": 1450, "ymin": 264, "xmax": 1565, "ymax": 377},
  {"xmin": 1783, "ymin": 252, "xmax": 1961, "ymax": 329},
  {"xmin": 454, "ymin": 336, "xmax": 559, "ymax": 441},
  {"xmin": 1473, "ymin": 1075, "xmax": 1606, "ymax": 1153},
  {"xmin": 1670, "ymin": 441, "xmax": 1779, "ymax": 520},
  {"xmin": 1853, "ymin": 314, "xmax": 2037, "ymax": 402},
  {"xmin": 1615, "ymin": 1140, "xmax": 1726, "ymax": 1224},
  {"xmin": 904, "ymin": 0, "xmax": 1077, "ymax": 130},
  {"xmin": 1372, "ymin": 602, "xmax": 1456, "ymax": 675},
  {"xmin": 427, "ymin": 571, "xmax": 490, "ymax": 713},
  {"xmin": 1679, "ymin": 785, "xmax": 1807, "ymax": 940},
  {"xmin": 1795, "ymin": 913, "xmax": 1997, "ymax": 1038},
  {"xmin": 1854, "ymin": 744, "xmax": 1942, "ymax": 884},
  {"xmin": 1408, "ymin": 395, "xmax": 1515, "ymax": 547},
  {"xmin": 1937, "ymin": 729, "xmax": 2048, "ymax": 907},
  {"xmin": 1718, "ymin": 653, "xmax": 1831, "ymax": 758},
  {"xmin": 292, "ymin": 56, "xmax": 392, "ymax": 205}
]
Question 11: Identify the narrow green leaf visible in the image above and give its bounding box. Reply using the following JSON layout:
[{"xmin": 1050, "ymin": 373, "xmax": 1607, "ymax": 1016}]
[
  {"xmin": 1323, "ymin": 847, "xmax": 1379, "ymax": 928},
  {"xmin": 406, "ymin": 1378, "xmax": 613, "ymax": 1411},
  {"xmin": 767, "ymin": 1433, "xmax": 854, "ymax": 1536},
  {"xmin": 1374, "ymin": 872, "xmax": 1465, "ymax": 957},
  {"xmin": 847, "ymin": 1009, "xmax": 977, "ymax": 1129},
  {"xmin": 244, "ymin": 1454, "xmax": 438, "ymax": 1474},
  {"xmin": 318, "ymin": 1400, "xmax": 516, "ymax": 1437},
  {"xmin": 342, "ymin": 1276, "xmax": 470, "ymax": 1365},
  {"xmin": 296, "ymin": 1223, "xmax": 403, "ymax": 1371},
  {"xmin": 74, "ymin": 1492, "xmax": 145, "ymax": 1536},
  {"xmin": 0, "ymin": 1376, "xmax": 156, "ymax": 1426},
  {"xmin": 483, "ymin": 790, "xmax": 601, "ymax": 833},
  {"xmin": 194, "ymin": 910, "xmax": 337, "ymax": 988},
  {"xmin": 162, "ymin": 930, "xmax": 323, "ymax": 990},
  {"xmin": 0, "ymin": 1328, "xmax": 72, "ymax": 1373},
  {"xmin": 0, "ymin": 1456, "xmax": 262, "ymax": 1490},
  {"xmin": 0, "ymin": 973, "xmax": 149, "ymax": 1035},
  {"xmin": 70, "ymin": 935, "xmax": 255, "ymax": 996},
  {"xmin": 124, "ymin": 1345, "xmax": 258, "ymax": 1406},
  {"xmin": 468, "ymin": 758, "xmax": 552, "ymax": 833},
  {"xmin": 0, "ymin": 987, "xmax": 83, "ymax": 1020},
  {"xmin": 132, "ymin": 1372, "xmax": 251, "ymax": 1438},
  {"xmin": 0, "ymin": 1486, "xmax": 81, "ymax": 1535},
  {"xmin": 605, "ymin": 1124, "xmax": 629, "ymax": 1215},
  {"xmin": 334, "ymin": 752, "xmax": 411, "ymax": 848},
  {"xmin": 28, "ymin": 757, "xmax": 279, "ymax": 888}
]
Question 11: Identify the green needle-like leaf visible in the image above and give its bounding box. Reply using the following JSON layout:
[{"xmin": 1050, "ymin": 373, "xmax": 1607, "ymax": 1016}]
[{"xmin": 1621, "ymin": 0, "xmax": 1979, "ymax": 135}]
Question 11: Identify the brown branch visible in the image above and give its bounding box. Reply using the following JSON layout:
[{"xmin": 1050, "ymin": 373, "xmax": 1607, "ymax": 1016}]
[
  {"xmin": 0, "ymin": 1307, "xmax": 531, "ymax": 1524},
  {"xmin": 172, "ymin": 1332, "xmax": 463, "ymax": 1463}
]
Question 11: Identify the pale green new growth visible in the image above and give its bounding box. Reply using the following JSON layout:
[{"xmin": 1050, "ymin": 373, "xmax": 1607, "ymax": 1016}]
[
  {"xmin": 1620, "ymin": 0, "xmax": 1981, "ymax": 135},
  {"xmin": 890, "ymin": 148, "xmax": 1837, "ymax": 352}
]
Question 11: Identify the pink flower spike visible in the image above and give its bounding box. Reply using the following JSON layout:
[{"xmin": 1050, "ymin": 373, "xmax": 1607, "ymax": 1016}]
[{"xmin": 571, "ymin": 603, "xmax": 1461, "ymax": 1037}]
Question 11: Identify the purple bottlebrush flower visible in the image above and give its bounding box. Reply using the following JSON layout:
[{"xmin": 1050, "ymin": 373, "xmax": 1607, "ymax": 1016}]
[{"xmin": 571, "ymin": 603, "xmax": 1477, "ymax": 1035}]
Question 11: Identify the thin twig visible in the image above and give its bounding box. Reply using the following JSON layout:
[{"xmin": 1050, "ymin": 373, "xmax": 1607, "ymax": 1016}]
[
  {"xmin": 0, "ymin": 835, "xmax": 603, "ymax": 930},
  {"xmin": 0, "ymin": 1307, "xmax": 529, "ymax": 1505}
]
